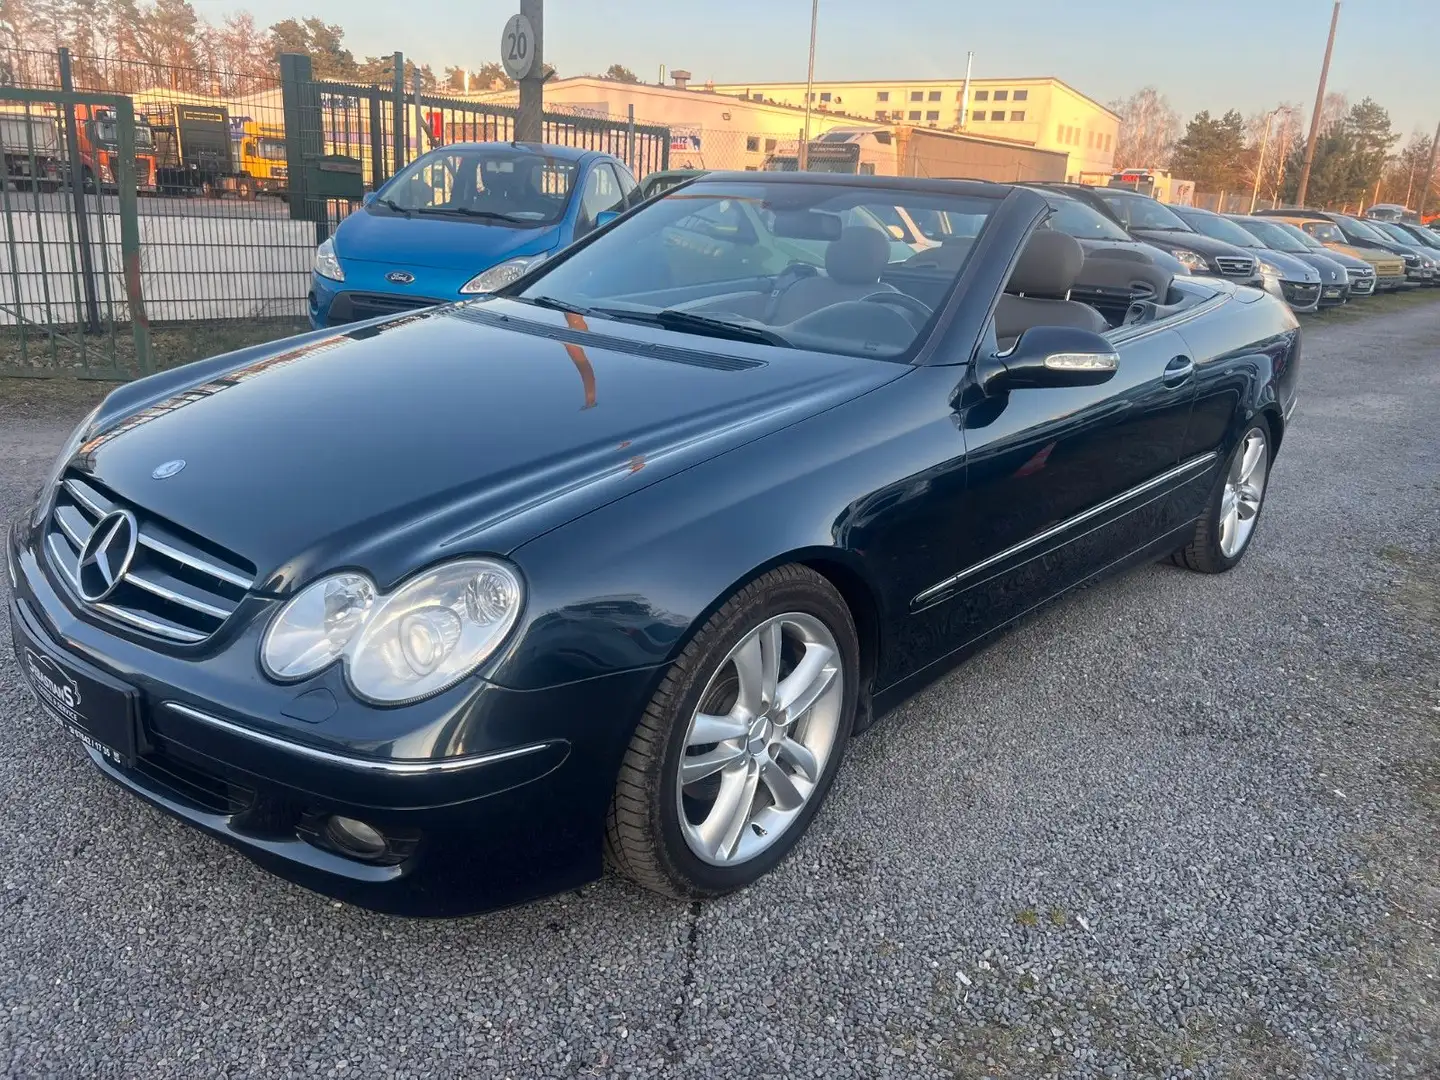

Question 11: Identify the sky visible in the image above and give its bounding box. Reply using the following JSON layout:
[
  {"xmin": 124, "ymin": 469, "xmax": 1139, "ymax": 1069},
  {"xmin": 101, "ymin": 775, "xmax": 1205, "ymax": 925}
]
[{"xmin": 201, "ymin": 0, "xmax": 1438, "ymax": 140}]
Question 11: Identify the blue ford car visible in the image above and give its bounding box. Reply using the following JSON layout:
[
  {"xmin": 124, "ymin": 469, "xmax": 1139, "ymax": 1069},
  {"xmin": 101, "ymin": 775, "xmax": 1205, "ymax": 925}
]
[{"xmin": 309, "ymin": 142, "xmax": 639, "ymax": 327}]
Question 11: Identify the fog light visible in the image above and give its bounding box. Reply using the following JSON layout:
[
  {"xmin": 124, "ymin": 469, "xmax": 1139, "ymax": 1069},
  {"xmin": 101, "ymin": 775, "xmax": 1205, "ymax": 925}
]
[{"xmin": 325, "ymin": 815, "xmax": 388, "ymax": 860}]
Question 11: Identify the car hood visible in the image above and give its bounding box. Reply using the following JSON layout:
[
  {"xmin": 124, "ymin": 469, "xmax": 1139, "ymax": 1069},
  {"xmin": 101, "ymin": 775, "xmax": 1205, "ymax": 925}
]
[
  {"xmin": 335, "ymin": 208, "xmax": 563, "ymax": 272},
  {"xmin": 1127, "ymin": 227, "xmax": 1253, "ymax": 261},
  {"xmin": 76, "ymin": 301, "xmax": 905, "ymax": 593},
  {"xmin": 1287, "ymin": 251, "xmax": 1351, "ymax": 282},
  {"xmin": 1253, "ymin": 248, "xmax": 1318, "ymax": 281}
]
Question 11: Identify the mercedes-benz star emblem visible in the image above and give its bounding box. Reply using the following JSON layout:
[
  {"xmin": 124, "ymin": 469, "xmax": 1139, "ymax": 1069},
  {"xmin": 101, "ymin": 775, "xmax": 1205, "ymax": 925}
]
[
  {"xmin": 152, "ymin": 458, "xmax": 185, "ymax": 479},
  {"xmin": 77, "ymin": 510, "xmax": 138, "ymax": 603},
  {"xmin": 385, "ymin": 270, "xmax": 415, "ymax": 284}
]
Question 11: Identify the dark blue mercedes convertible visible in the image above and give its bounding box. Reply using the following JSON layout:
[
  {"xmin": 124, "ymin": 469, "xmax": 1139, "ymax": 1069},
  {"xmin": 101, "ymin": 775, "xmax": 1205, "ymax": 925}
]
[{"xmin": 8, "ymin": 172, "xmax": 1299, "ymax": 915}]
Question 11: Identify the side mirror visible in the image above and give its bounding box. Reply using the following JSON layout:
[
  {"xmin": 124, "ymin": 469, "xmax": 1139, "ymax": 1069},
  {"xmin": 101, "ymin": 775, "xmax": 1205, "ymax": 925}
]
[
  {"xmin": 595, "ymin": 209, "xmax": 620, "ymax": 228},
  {"xmin": 978, "ymin": 325, "xmax": 1119, "ymax": 393},
  {"xmin": 362, "ymin": 191, "xmax": 376, "ymax": 206}
]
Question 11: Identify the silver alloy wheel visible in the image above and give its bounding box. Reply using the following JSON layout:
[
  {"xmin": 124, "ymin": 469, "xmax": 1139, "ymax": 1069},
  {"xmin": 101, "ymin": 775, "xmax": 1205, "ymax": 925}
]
[
  {"xmin": 676, "ymin": 612, "xmax": 844, "ymax": 867},
  {"xmin": 1219, "ymin": 428, "xmax": 1269, "ymax": 558}
]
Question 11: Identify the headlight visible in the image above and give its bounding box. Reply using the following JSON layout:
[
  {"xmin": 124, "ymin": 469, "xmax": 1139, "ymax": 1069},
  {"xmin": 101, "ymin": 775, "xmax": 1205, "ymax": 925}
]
[
  {"xmin": 261, "ymin": 559, "xmax": 523, "ymax": 705},
  {"xmin": 313, "ymin": 237, "xmax": 344, "ymax": 282},
  {"xmin": 1258, "ymin": 259, "xmax": 1281, "ymax": 278},
  {"xmin": 460, "ymin": 255, "xmax": 546, "ymax": 294},
  {"xmin": 1172, "ymin": 249, "xmax": 1208, "ymax": 273},
  {"xmin": 31, "ymin": 402, "xmax": 103, "ymax": 528}
]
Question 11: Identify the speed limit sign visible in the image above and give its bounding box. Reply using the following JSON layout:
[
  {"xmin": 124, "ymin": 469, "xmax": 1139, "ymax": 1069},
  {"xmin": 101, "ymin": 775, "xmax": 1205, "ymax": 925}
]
[{"xmin": 501, "ymin": 14, "xmax": 536, "ymax": 81}]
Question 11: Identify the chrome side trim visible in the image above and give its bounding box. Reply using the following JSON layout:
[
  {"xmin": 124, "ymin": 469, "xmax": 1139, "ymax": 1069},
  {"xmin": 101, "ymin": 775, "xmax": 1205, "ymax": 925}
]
[
  {"xmin": 126, "ymin": 571, "xmax": 233, "ymax": 619},
  {"xmin": 912, "ymin": 451, "xmax": 1220, "ymax": 609},
  {"xmin": 137, "ymin": 535, "xmax": 254, "ymax": 590},
  {"xmin": 95, "ymin": 602, "xmax": 208, "ymax": 643},
  {"xmin": 162, "ymin": 702, "xmax": 555, "ymax": 775}
]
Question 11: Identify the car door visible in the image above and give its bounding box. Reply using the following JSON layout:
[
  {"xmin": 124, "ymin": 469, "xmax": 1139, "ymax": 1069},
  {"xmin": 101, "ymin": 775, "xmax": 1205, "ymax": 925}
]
[{"xmin": 911, "ymin": 322, "xmax": 1200, "ymax": 643}]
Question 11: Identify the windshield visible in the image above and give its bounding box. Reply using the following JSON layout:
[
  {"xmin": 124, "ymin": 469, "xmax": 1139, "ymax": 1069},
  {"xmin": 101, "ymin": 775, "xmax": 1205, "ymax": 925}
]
[
  {"xmin": 1178, "ymin": 210, "xmax": 1262, "ymax": 248},
  {"xmin": 1043, "ymin": 196, "xmax": 1131, "ymax": 241},
  {"xmin": 376, "ymin": 146, "xmax": 577, "ymax": 223},
  {"xmin": 511, "ymin": 179, "xmax": 1001, "ymax": 361},
  {"xmin": 1276, "ymin": 221, "xmax": 1326, "ymax": 250},
  {"xmin": 257, "ymin": 137, "xmax": 286, "ymax": 161},
  {"xmin": 1095, "ymin": 191, "xmax": 1193, "ymax": 232},
  {"xmin": 93, "ymin": 120, "xmax": 155, "ymax": 150},
  {"xmin": 1233, "ymin": 218, "xmax": 1309, "ymax": 253},
  {"xmin": 1373, "ymin": 221, "xmax": 1420, "ymax": 246},
  {"xmin": 1301, "ymin": 221, "xmax": 1347, "ymax": 245},
  {"xmin": 1338, "ymin": 216, "xmax": 1393, "ymax": 245}
]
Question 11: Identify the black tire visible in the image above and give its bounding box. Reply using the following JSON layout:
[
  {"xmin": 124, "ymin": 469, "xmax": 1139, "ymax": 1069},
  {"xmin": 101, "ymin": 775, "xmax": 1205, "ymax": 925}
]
[
  {"xmin": 605, "ymin": 564, "xmax": 859, "ymax": 899},
  {"xmin": 1171, "ymin": 419, "xmax": 1271, "ymax": 574}
]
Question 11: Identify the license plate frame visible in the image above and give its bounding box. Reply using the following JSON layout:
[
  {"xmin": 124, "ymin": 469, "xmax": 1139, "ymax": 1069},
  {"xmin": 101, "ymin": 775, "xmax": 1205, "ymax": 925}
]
[{"xmin": 12, "ymin": 606, "xmax": 139, "ymax": 767}]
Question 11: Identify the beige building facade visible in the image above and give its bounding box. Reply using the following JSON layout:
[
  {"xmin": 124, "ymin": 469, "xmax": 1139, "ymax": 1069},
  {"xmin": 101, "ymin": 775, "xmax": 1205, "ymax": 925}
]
[{"xmin": 709, "ymin": 77, "xmax": 1119, "ymax": 181}]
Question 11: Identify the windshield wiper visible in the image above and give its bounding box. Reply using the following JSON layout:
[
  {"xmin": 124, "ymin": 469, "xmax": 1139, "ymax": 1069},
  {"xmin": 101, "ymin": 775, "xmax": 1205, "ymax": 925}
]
[
  {"xmin": 592, "ymin": 308, "xmax": 792, "ymax": 348},
  {"xmin": 520, "ymin": 295, "xmax": 591, "ymax": 315},
  {"xmin": 376, "ymin": 196, "xmax": 412, "ymax": 216},
  {"xmin": 416, "ymin": 206, "xmax": 529, "ymax": 222}
]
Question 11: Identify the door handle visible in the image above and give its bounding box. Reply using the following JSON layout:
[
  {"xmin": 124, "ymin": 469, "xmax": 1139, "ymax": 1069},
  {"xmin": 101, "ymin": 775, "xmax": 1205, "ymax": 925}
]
[{"xmin": 1163, "ymin": 355, "xmax": 1195, "ymax": 387}]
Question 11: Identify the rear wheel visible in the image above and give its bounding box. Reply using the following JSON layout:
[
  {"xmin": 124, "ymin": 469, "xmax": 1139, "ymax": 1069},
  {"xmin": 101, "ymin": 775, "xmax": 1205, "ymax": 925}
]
[
  {"xmin": 606, "ymin": 565, "xmax": 858, "ymax": 899},
  {"xmin": 1171, "ymin": 421, "xmax": 1270, "ymax": 573}
]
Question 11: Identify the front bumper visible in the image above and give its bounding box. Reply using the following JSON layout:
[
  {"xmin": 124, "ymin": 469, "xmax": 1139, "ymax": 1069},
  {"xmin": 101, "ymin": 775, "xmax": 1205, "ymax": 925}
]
[
  {"xmin": 1376, "ymin": 272, "xmax": 1407, "ymax": 292},
  {"xmin": 8, "ymin": 526, "xmax": 658, "ymax": 916},
  {"xmin": 1278, "ymin": 279, "xmax": 1322, "ymax": 313}
]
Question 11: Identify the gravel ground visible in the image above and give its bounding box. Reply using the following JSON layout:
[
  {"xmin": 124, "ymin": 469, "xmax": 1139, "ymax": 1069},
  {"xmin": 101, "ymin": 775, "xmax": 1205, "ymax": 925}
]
[{"xmin": 1, "ymin": 301, "xmax": 1437, "ymax": 1079}]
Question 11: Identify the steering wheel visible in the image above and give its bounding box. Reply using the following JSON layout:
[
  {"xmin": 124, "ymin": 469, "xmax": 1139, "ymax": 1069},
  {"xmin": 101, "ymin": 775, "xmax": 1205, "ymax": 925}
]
[{"xmin": 861, "ymin": 291, "xmax": 933, "ymax": 320}]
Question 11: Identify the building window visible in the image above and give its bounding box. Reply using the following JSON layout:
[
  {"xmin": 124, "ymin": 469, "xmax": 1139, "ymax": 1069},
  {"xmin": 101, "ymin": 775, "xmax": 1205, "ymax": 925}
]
[
  {"xmin": 910, "ymin": 90, "xmax": 923, "ymax": 102},
  {"xmin": 1104, "ymin": 133, "xmax": 1112, "ymax": 151},
  {"xmin": 928, "ymin": 90, "xmax": 941, "ymax": 101},
  {"xmin": 1013, "ymin": 89, "xmax": 1028, "ymax": 101},
  {"xmin": 908, "ymin": 110, "xmax": 921, "ymax": 121},
  {"xmin": 746, "ymin": 135, "xmax": 759, "ymax": 151},
  {"xmin": 765, "ymin": 137, "xmax": 777, "ymax": 152},
  {"xmin": 993, "ymin": 111, "xmax": 1009, "ymax": 121},
  {"xmin": 744, "ymin": 165, "xmax": 758, "ymax": 171},
  {"xmin": 875, "ymin": 111, "xmax": 887, "ymax": 121},
  {"xmin": 1057, "ymin": 124, "xmax": 1065, "ymax": 142},
  {"xmin": 859, "ymin": 162, "xmax": 876, "ymax": 175},
  {"xmin": 926, "ymin": 110, "xmax": 939, "ymax": 122},
  {"xmin": 994, "ymin": 90, "xmax": 1008, "ymax": 101},
  {"xmin": 876, "ymin": 91, "xmax": 889, "ymax": 102},
  {"xmin": 973, "ymin": 90, "xmax": 989, "ymax": 101},
  {"xmin": 1010, "ymin": 110, "xmax": 1025, "ymax": 121},
  {"xmin": 820, "ymin": 92, "xmax": 831, "ymax": 102}
]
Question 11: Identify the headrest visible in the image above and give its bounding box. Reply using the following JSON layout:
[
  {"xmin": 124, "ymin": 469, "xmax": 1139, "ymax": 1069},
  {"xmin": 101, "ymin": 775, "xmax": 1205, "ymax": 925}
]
[
  {"xmin": 825, "ymin": 226, "xmax": 891, "ymax": 285},
  {"xmin": 1009, "ymin": 230, "xmax": 1085, "ymax": 297}
]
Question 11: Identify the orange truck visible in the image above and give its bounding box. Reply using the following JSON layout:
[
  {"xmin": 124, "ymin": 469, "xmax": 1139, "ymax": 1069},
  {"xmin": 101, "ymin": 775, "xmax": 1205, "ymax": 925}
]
[{"xmin": 72, "ymin": 104, "xmax": 158, "ymax": 193}]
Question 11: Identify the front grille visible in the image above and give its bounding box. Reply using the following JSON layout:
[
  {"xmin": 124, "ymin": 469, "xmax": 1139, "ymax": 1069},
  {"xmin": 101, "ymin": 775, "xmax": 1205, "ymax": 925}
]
[
  {"xmin": 46, "ymin": 473, "xmax": 254, "ymax": 644},
  {"xmin": 1350, "ymin": 276, "xmax": 1376, "ymax": 295},
  {"xmin": 1281, "ymin": 282, "xmax": 1321, "ymax": 304},
  {"xmin": 126, "ymin": 747, "xmax": 256, "ymax": 815},
  {"xmin": 272, "ymin": 165, "xmax": 287, "ymax": 180},
  {"xmin": 328, "ymin": 291, "xmax": 443, "ymax": 324},
  {"xmin": 1401, "ymin": 252, "xmax": 1419, "ymax": 267},
  {"xmin": 1213, "ymin": 255, "xmax": 1257, "ymax": 277}
]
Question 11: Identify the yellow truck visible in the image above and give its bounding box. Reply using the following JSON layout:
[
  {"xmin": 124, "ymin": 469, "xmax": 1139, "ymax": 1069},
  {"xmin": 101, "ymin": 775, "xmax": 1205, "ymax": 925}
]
[{"xmin": 231, "ymin": 120, "xmax": 288, "ymax": 197}]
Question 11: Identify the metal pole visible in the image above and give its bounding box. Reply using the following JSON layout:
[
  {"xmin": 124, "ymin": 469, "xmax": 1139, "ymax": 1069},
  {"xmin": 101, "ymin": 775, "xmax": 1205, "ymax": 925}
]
[
  {"xmin": 1250, "ymin": 110, "xmax": 1274, "ymax": 213},
  {"xmin": 959, "ymin": 50, "xmax": 973, "ymax": 130},
  {"xmin": 799, "ymin": 0, "xmax": 818, "ymax": 170},
  {"xmin": 516, "ymin": 0, "xmax": 545, "ymax": 144},
  {"xmin": 1416, "ymin": 119, "xmax": 1440, "ymax": 217},
  {"xmin": 57, "ymin": 47, "xmax": 100, "ymax": 333},
  {"xmin": 626, "ymin": 104, "xmax": 635, "ymax": 173},
  {"xmin": 112, "ymin": 97, "xmax": 151, "ymax": 376},
  {"xmin": 1295, "ymin": 0, "xmax": 1341, "ymax": 207},
  {"xmin": 391, "ymin": 51, "xmax": 406, "ymax": 173}
]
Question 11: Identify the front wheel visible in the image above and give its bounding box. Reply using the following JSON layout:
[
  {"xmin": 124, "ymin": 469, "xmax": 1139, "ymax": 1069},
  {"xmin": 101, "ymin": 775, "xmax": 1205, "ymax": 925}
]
[
  {"xmin": 606, "ymin": 565, "xmax": 858, "ymax": 899},
  {"xmin": 1171, "ymin": 421, "xmax": 1271, "ymax": 573}
]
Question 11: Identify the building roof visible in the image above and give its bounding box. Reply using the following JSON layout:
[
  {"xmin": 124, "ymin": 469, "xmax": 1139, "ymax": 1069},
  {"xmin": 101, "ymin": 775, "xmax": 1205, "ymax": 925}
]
[{"xmin": 710, "ymin": 75, "xmax": 1120, "ymax": 121}]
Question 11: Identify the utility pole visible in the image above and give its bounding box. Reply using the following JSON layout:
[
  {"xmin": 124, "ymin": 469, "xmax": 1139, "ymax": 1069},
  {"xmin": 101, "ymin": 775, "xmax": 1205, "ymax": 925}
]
[
  {"xmin": 959, "ymin": 51, "xmax": 974, "ymax": 130},
  {"xmin": 1295, "ymin": 0, "xmax": 1340, "ymax": 207},
  {"xmin": 515, "ymin": 0, "xmax": 545, "ymax": 144},
  {"xmin": 799, "ymin": 0, "xmax": 818, "ymax": 170},
  {"xmin": 1250, "ymin": 109, "xmax": 1276, "ymax": 213},
  {"xmin": 1418, "ymin": 118, "xmax": 1440, "ymax": 217}
]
